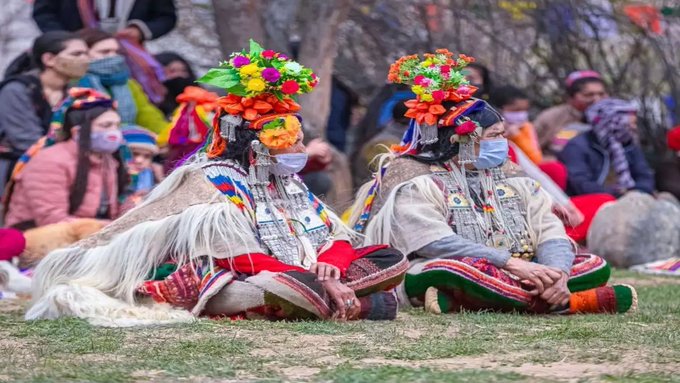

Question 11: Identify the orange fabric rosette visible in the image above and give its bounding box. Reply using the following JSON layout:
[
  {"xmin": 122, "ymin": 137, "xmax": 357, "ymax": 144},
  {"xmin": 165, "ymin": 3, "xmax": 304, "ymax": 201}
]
[
  {"xmin": 207, "ymin": 93, "xmax": 303, "ymax": 157},
  {"xmin": 447, "ymin": 85, "xmax": 478, "ymax": 103},
  {"xmin": 215, "ymin": 93, "xmax": 301, "ymax": 122},
  {"xmin": 176, "ymin": 86, "xmax": 219, "ymax": 111},
  {"xmin": 404, "ymin": 99, "xmax": 447, "ymax": 126}
]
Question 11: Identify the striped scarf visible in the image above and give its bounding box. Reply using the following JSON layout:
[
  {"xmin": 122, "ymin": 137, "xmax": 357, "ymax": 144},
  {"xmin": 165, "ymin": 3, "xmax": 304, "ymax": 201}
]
[
  {"xmin": 79, "ymin": 55, "xmax": 138, "ymax": 125},
  {"xmin": 77, "ymin": 0, "xmax": 167, "ymax": 104},
  {"xmin": 586, "ymin": 98, "xmax": 638, "ymax": 192}
]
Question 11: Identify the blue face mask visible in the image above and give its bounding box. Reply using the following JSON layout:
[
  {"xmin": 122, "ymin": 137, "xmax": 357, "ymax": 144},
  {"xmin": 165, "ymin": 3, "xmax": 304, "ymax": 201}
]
[
  {"xmin": 271, "ymin": 153, "xmax": 308, "ymax": 176},
  {"xmin": 473, "ymin": 139, "xmax": 509, "ymax": 169}
]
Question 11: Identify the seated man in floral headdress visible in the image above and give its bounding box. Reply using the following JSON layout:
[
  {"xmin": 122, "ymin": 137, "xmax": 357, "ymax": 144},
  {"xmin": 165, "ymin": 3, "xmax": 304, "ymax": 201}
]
[
  {"xmin": 26, "ymin": 41, "xmax": 407, "ymax": 326},
  {"xmin": 349, "ymin": 50, "xmax": 637, "ymax": 315}
]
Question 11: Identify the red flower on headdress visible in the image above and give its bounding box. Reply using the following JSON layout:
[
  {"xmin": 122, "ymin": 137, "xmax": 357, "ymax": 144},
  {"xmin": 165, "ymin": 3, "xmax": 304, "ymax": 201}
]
[
  {"xmin": 432, "ymin": 90, "xmax": 446, "ymax": 102},
  {"xmin": 261, "ymin": 50, "xmax": 276, "ymax": 59},
  {"xmin": 281, "ymin": 80, "xmax": 300, "ymax": 95},
  {"xmin": 455, "ymin": 120, "xmax": 477, "ymax": 135}
]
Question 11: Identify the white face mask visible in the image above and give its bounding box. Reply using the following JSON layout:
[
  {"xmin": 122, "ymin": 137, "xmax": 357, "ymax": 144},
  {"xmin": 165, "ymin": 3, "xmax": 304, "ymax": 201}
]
[
  {"xmin": 502, "ymin": 111, "xmax": 529, "ymax": 125},
  {"xmin": 473, "ymin": 138, "xmax": 509, "ymax": 170},
  {"xmin": 270, "ymin": 153, "xmax": 308, "ymax": 176}
]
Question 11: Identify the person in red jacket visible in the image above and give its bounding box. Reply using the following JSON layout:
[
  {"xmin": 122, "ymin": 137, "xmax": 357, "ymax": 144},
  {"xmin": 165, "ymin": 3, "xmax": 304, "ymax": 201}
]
[{"xmin": 26, "ymin": 42, "xmax": 407, "ymax": 327}]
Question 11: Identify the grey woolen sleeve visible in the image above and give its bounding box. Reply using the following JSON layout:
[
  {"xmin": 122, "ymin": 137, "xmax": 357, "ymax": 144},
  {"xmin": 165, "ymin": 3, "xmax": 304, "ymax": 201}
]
[
  {"xmin": 0, "ymin": 82, "xmax": 45, "ymax": 152},
  {"xmin": 417, "ymin": 234, "xmax": 512, "ymax": 267},
  {"xmin": 536, "ymin": 238, "xmax": 575, "ymax": 274}
]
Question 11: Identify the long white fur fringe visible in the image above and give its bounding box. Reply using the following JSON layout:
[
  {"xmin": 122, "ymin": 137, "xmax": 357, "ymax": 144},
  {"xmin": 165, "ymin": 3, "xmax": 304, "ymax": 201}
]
[{"xmin": 25, "ymin": 160, "xmax": 255, "ymax": 327}]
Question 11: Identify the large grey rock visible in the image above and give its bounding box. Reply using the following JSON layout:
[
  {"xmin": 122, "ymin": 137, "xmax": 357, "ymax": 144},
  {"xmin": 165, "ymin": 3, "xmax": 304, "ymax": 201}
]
[{"xmin": 587, "ymin": 191, "xmax": 680, "ymax": 268}]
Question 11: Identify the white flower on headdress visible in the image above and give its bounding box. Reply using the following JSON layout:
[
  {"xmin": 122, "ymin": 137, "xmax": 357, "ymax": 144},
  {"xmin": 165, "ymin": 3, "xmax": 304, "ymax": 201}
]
[{"xmin": 284, "ymin": 62, "xmax": 302, "ymax": 74}]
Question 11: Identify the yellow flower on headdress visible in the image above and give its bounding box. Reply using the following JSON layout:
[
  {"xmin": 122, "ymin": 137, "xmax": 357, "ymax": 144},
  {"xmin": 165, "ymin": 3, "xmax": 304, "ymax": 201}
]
[
  {"xmin": 411, "ymin": 85, "xmax": 425, "ymax": 95},
  {"xmin": 239, "ymin": 63, "xmax": 260, "ymax": 77},
  {"xmin": 420, "ymin": 93, "xmax": 433, "ymax": 102},
  {"xmin": 247, "ymin": 78, "xmax": 266, "ymax": 92}
]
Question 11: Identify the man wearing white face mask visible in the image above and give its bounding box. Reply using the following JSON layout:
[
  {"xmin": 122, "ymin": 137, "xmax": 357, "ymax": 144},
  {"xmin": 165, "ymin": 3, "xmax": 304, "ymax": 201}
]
[{"xmin": 350, "ymin": 50, "xmax": 637, "ymax": 316}]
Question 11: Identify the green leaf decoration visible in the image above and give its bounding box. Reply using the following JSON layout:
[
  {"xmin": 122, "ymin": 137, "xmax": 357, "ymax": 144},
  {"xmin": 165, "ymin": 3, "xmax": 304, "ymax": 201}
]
[
  {"xmin": 197, "ymin": 68, "xmax": 239, "ymax": 88},
  {"xmin": 227, "ymin": 83, "xmax": 248, "ymax": 97},
  {"xmin": 262, "ymin": 118, "xmax": 284, "ymax": 131},
  {"xmin": 249, "ymin": 39, "xmax": 264, "ymax": 55}
]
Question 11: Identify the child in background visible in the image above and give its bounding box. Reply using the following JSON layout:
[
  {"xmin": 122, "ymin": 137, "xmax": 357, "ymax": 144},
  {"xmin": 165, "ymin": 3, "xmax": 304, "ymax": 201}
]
[
  {"xmin": 490, "ymin": 85, "xmax": 543, "ymax": 163},
  {"xmin": 122, "ymin": 127, "xmax": 163, "ymax": 207},
  {"xmin": 490, "ymin": 85, "xmax": 568, "ymax": 190}
]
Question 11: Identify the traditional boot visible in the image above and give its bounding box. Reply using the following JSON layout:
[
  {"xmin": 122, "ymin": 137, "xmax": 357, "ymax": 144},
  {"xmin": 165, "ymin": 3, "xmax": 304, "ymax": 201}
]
[{"xmin": 568, "ymin": 284, "xmax": 638, "ymax": 314}]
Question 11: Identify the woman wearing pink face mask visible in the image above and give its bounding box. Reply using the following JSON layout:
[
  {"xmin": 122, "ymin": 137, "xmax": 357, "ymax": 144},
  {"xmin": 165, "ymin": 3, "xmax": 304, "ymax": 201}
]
[
  {"xmin": 490, "ymin": 86, "xmax": 543, "ymax": 164},
  {"xmin": 5, "ymin": 88, "xmax": 127, "ymax": 230}
]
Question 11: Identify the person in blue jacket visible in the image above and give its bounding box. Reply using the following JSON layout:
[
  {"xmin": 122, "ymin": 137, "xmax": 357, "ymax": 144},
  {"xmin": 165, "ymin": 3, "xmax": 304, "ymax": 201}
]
[{"xmin": 558, "ymin": 98, "xmax": 655, "ymax": 197}]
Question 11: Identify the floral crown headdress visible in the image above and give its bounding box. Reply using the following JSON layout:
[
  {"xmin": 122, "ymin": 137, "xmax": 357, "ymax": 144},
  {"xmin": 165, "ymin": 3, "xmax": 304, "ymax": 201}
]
[
  {"xmin": 387, "ymin": 49, "xmax": 477, "ymax": 154},
  {"xmin": 198, "ymin": 40, "xmax": 317, "ymax": 157}
]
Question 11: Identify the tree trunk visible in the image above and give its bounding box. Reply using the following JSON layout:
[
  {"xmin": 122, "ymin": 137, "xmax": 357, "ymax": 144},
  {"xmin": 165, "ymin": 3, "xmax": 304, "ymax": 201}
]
[
  {"xmin": 295, "ymin": 0, "xmax": 352, "ymax": 137},
  {"xmin": 211, "ymin": 0, "xmax": 266, "ymax": 57}
]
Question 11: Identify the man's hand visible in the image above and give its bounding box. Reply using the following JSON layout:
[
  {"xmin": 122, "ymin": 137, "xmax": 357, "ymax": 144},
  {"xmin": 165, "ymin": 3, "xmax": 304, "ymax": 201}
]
[
  {"xmin": 322, "ymin": 279, "xmax": 361, "ymax": 320},
  {"xmin": 540, "ymin": 272, "xmax": 570, "ymax": 307},
  {"xmin": 306, "ymin": 138, "xmax": 332, "ymax": 165},
  {"xmin": 116, "ymin": 26, "xmax": 143, "ymax": 44},
  {"xmin": 553, "ymin": 204, "xmax": 585, "ymax": 227},
  {"xmin": 310, "ymin": 262, "xmax": 341, "ymax": 282},
  {"xmin": 503, "ymin": 257, "xmax": 563, "ymax": 295}
]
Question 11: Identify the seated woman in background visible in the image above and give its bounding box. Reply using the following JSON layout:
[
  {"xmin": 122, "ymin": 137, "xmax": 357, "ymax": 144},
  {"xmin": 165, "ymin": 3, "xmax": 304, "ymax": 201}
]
[
  {"xmin": 558, "ymin": 98, "xmax": 655, "ymax": 197},
  {"xmin": 490, "ymin": 85, "xmax": 570, "ymax": 190},
  {"xmin": 5, "ymin": 88, "xmax": 126, "ymax": 230},
  {"xmin": 154, "ymin": 51, "xmax": 198, "ymax": 117},
  {"xmin": 490, "ymin": 86, "xmax": 614, "ymax": 243},
  {"xmin": 0, "ymin": 31, "xmax": 89, "ymax": 195},
  {"xmin": 77, "ymin": 29, "xmax": 168, "ymax": 136}
]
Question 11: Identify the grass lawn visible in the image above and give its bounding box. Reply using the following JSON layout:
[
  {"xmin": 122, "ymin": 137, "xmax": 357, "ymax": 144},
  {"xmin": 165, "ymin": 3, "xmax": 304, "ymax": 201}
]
[{"xmin": 0, "ymin": 270, "xmax": 678, "ymax": 383}]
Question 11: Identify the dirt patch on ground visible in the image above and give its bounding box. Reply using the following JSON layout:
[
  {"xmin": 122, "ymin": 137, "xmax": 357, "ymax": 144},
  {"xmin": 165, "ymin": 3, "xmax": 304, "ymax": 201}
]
[
  {"xmin": 359, "ymin": 352, "xmax": 674, "ymax": 382},
  {"xmin": 0, "ymin": 297, "xmax": 28, "ymax": 313},
  {"xmin": 360, "ymin": 356, "xmax": 499, "ymax": 369},
  {"xmin": 610, "ymin": 275, "xmax": 680, "ymax": 286}
]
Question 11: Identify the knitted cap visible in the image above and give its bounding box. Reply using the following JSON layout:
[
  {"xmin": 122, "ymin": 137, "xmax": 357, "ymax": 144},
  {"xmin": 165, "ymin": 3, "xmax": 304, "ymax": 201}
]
[
  {"xmin": 123, "ymin": 127, "xmax": 159, "ymax": 155},
  {"xmin": 50, "ymin": 87, "xmax": 116, "ymax": 141},
  {"xmin": 565, "ymin": 70, "xmax": 602, "ymax": 88}
]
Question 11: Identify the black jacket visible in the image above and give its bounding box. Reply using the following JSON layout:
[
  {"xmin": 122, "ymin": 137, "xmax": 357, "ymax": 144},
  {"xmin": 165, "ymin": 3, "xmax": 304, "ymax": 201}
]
[
  {"xmin": 33, "ymin": 0, "xmax": 177, "ymax": 40},
  {"xmin": 558, "ymin": 131, "xmax": 656, "ymax": 197}
]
